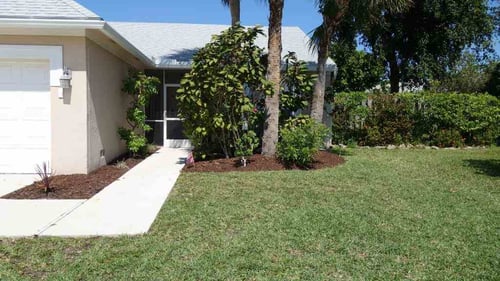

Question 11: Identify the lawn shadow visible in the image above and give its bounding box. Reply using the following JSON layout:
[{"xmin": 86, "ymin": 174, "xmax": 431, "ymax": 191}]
[
  {"xmin": 463, "ymin": 159, "xmax": 500, "ymax": 177},
  {"xmin": 329, "ymin": 147, "xmax": 355, "ymax": 156}
]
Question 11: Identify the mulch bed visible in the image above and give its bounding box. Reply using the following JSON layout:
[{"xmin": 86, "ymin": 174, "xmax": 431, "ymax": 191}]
[
  {"xmin": 182, "ymin": 150, "xmax": 345, "ymax": 173},
  {"xmin": 2, "ymin": 158, "xmax": 142, "ymax": 200},
  {"xmin": 3, "ymin": 150, "xmax": 344, "ymax": 200}
]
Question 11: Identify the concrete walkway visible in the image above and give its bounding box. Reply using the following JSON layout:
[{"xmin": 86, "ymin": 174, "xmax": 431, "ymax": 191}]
[{"xmin": 0, "ymin": 147, "xmax": 190, "ymax": 238}]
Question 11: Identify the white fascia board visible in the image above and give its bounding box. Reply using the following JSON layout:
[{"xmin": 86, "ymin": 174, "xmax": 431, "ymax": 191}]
[
  {"xmin": 101, "ymin": 23, "xmax": 154, "ymax": 67},
  {"xmin": 0, "ymin": 18, "xmax": 153, "ymax": 67},
  {"xmin": 0, "ymin": 18, "xmax": 104, "ymax": 29}
]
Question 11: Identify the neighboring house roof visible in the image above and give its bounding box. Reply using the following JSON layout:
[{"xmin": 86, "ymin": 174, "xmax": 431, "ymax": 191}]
[
  {"xmin": 109, "ymin": 22, "xmax": 336, "ymax": 71},
  {"xmin": 0, "ymin": 0, "xmax": 101, "ymax": 20}
]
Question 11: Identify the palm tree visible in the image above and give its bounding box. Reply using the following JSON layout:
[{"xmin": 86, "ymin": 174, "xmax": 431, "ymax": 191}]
[
  {"xmin": 220, "ymin": 0, "xmax": 284, "ymax": 155},
  {"xmin": 261, "ymin": 0, "xmax": 285, "ymax": 156},
  {"xmin": 221, "ymin": 0, "xmax": 241, "ymax": 25},
  {"xmin": 309, "ymin": 0, "xmax": 411, "ymax": 123}
]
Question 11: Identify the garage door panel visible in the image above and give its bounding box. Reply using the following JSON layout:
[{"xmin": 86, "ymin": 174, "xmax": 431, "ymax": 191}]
[
  {"xmin": 0, "ymin": 63, "xmax": 19, "ymax": 85},
  {"xmin": 0, "ymin": 135, "xmax": 15, "ymax": 148},
  {"xmin": 0, "ymin": 148, "xmax": 50, "ymax": 173},
  {"xmin": 0, "ymin": 105, "xmax": 17, "ymax": 121},
  {"xmin": 22, "ymin": 63, "xmax": 50, "ymax": 85},
  {"xmin": 23, "ymin": 107, "xmax": 50, "ymax": 121},
  {"xmin": 22, "ymin": 126, "xmax": 50, "ymax": 146},
  {"xmin": 0, "ymin": 60, "xmax": 50, "ymax": 174}
]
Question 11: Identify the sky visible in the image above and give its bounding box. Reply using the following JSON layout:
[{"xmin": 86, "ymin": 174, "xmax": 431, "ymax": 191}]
[
  {"xmin": 79, "ymin": 0, "xmax": 322, "ymax": 33},
  {"xmin": 79, "ymin": 0, "xmax": 499, "ymax": 55}
]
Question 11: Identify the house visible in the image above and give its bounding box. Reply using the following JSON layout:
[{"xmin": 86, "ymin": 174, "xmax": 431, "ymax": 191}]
[{"xmin": 0, "ymin": 0, "xmax": 336, "ymax": 175}]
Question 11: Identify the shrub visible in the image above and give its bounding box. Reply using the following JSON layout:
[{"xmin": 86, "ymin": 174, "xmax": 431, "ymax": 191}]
[
  {"xmin": 331, "ymin": 91, "xmax": 370, "ymax": 144},
  {"xmin": 277, "ymin": 115, "xmax": 329, "ymax": 167},
  {"xmin": 431, "ymin": 129, "xmax": 464, "ymax": 147},
  {"xmin": 235, "ymin": 131, "xmax": 260, "ymax": 157},
  {"xmin": 362, "ymin": 94, "xmax": 414, "ymax": 146},
  {"xmin": 331, "ymin": 92, "xmax": 500, "ymax": 146},
  {"xmin": 118, "ymin": 71, "xmax": 160, "ymax": 156}
]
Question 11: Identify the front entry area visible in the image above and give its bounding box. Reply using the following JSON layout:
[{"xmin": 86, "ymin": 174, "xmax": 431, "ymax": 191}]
[
  {"xmin": 0, "ymin": 59, "xmax": 51, "ymax": 173},
  {"xmin": 145, "ymin": 70, "xmax": 190, "ymax": 148}
]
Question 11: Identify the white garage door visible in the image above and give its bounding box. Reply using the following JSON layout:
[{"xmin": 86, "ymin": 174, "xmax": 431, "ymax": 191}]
[{"xmin": 0, "ymin": 59, "xmax": 51, "ymax": 174}]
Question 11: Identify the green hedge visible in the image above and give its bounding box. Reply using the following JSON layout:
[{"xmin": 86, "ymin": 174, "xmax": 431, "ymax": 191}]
[{"xmin": 331, "ymin": 92, "xmax": 500, "ymax": 147}]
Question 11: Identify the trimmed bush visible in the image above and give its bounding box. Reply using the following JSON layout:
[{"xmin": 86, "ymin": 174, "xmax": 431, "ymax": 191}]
[
  {"xmin": 277, "ymin": 115, "xmax": 329, "ymax": 167},
  {"xmin": 331, "ymin": 92, "xmax": 500, "ymax": 146}
]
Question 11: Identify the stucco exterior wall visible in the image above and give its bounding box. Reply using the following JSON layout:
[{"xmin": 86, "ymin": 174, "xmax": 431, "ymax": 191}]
[
  {"xmin": 85, "ymin": 38, "xmax": 133, "ymax": 172},
  {"xmin": 0, "ymin": 35, "xmax": 88, "ymax": 174}
]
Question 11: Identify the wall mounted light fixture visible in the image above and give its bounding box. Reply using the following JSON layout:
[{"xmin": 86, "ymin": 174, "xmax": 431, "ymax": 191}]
[{"xmin": 59, "ymin": 67, "xmax": 72, "ymax": 89}]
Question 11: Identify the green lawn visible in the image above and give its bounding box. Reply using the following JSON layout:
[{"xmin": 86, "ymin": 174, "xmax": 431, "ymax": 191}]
[{"xmin": 1, "ymin": 148, "xmax": 499, "ymax": 280}]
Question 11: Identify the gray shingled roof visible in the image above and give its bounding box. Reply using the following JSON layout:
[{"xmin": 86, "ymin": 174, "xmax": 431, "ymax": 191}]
[
  {"xmin": 0, "ymin": 0, "xmax": 101, "ymax": 20},
  {"xmin": 108, "ymin": 22, "xmax": 335, "ymax": 69}
]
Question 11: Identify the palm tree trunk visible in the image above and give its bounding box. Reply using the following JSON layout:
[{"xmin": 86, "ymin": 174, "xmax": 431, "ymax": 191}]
[
  {"xmin": 310, "ymin": 15, "xmax": 334, "ymax": 123},
  {"xmin": 230, "ymin": 0, "xmax": 241, "ymax": 26},
  {"xmin": 310, "ymin": 31, "xmax": 330, "ymax": 122},
  {"xmin": 261, "ymin": 0, "xmax": 284, "ymax": 156}
]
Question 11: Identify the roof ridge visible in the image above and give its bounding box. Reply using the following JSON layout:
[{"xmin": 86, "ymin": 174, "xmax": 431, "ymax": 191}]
[
  {"xmin": 0, "ymin": 0, "xmax": 103, "ymax": 20},
  {"xmin": 62, "ymin": 0, "xmax": 101, "ymax": 19},
  {"xmin": 109, "ymin": 21, "xmax": 302, "ymax": 29}
]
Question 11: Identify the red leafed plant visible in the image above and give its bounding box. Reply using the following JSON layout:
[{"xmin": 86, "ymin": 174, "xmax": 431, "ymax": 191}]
[{"xmin": 35, "ymin": 162, "xmax": 54, "ymax": 195}]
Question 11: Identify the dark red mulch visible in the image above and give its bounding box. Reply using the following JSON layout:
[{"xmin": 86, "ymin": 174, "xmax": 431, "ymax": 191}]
[
  {"xmin": 2, "ymin": 158, "xmax": 142, "ymax": 200},
  {"xmin": 182, "ymin": 150, "xmax": 345, "ymax": 173}
]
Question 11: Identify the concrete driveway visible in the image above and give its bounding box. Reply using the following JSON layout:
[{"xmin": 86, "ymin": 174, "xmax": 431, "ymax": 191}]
[{"xmin": 0, "ymin": 174, "xmax": 37, "ymax": 197}]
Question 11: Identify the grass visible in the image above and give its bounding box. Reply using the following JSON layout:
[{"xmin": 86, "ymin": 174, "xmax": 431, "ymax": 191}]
[{"xmin": 1, "ymin": 148, "xmax": 499, "ymax": 280}]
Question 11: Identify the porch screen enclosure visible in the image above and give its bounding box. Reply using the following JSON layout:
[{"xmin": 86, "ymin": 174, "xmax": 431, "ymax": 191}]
[{"xmin": 145, "ymin": 69, "xmax": 189, "ymax": 147}]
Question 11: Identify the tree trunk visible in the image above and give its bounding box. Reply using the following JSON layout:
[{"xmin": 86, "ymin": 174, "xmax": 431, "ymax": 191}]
[
  {"xmin": 388, "ymin": 49, "xmax": 400, "ymax": 93},
  {"xmin": 261, "ymin": 0, "xmax": 284, "ymax": 156},
  {"xmin": 310, "ymin": 18, "xmax": 332, "ymax": 123},
  {"xmin": 230, "ymin": 0, "xmax": 241, "ymax": 26}
]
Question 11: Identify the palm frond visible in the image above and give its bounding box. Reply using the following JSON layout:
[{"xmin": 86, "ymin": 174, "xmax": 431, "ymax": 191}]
[{"xmin": 308, "ymin": 24, "xmax": 324, "ymax": 53}]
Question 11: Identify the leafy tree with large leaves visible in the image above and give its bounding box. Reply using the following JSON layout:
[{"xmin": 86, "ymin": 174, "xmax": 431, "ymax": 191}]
[
  {"xmin": 220, "ymin": 0, "xmax": 284, "ymax": 156},
  {"xmin": 280, "ymin": 52, "xmax": 317, "ymax": 119},
  {"xmin": 177, "ymin": 26, "xmax": 272, "ymax": 159},
  {"xmin": 363, "ymin": 0, "xmax": 496, "ymax": 93},
  {"xmin": 309, "ymin": 0, "xmax": 410, "ymax": 123}
]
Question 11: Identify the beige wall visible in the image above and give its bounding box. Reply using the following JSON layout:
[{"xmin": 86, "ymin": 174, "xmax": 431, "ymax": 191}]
[
  {"xmin": 85, "ymin": 38, "xmax": 132, "ymax": 172},
  {"xmin": 0, "ymin": 35, "xmax": 88, "ymax": 174},
  {"xmin": 0, "ymin": 34, "xmax": 144, "ymax": 174}
]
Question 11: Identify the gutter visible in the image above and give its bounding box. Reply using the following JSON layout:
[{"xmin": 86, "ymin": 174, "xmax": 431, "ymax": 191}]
[
  {"xmin": 156, "ymin": 60, "xmax": 337, "ymax": 72},
  {"xmin": 0, "ymin": 18, "xmax": 104, "ymax": 29}
]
